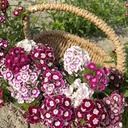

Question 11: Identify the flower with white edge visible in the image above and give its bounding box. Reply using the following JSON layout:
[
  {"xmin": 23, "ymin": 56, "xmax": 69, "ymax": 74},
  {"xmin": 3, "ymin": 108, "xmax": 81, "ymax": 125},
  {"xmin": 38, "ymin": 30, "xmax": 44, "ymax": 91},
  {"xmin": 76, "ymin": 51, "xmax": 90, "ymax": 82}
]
[
  {"xmin": 63, "ymin": 79, "xmax": 94, "ymax": 108},
  {"xmin": 19, "ymin": 86, "xmax": 28, "ymax": 95},
  {"xmin": 12, "ymin": 82, "xmax": 21, "ymax": 91},
  {"xmin": 16, "ymin": 39, "xmax": 37, "ymax": 52},
  {"xmin": 64, "ymin": 46, "xmax": 90, "ymax": 75},
  {"xmin": 30, "ymin": 87, "xmax": 40, "ymax": 98},
  {"xmin": 20, "ymin": 71, "xmax": 29, "ymax": 82},
  {"xmin": 4, "ymin": 69, "xmax": 13, "ymax": 81},
  {"xmin": 30, "ymin": 72, "xmax": 38, "ymax": 83}
]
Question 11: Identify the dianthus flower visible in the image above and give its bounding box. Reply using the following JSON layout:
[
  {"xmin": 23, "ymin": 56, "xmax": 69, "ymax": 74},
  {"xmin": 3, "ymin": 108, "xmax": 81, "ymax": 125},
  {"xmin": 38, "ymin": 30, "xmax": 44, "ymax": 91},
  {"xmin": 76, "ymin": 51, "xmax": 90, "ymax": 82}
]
[
  {"xmin": 0, "ymin": 0, "xmax": 9, "ymax": 13},
  {"xmin": 63, "ymin": 79, "xmax": 94, "ymax": 108},
  {"xmin": 12, "ymin": 6, "xmax": 24, "ymax": 16},
  {"xmin": 39, "ymin": 95, "xmax": 75, "ymax": 128},
  {"xmin": 2, "ymin": 65, "xmax": 41, "ymax": 104},
  {"xmin": 75, "ymin": 98, "xmax": 110, "ymax": 127},
  {"xmin": 84, "ymin": 62, "xmax": 109, "ymax": 90},
  {"xmin": 30, "ymin": 44, "xmax": 55, "ymax": 70},
  {"xmin": 108, "ymin": 67, "xmax": 124, "ymax": 89},
  {"xmin": 16, "ymin": 39, "xmax": 37, "ymax": 52},
  {"xmin": 64, "ymin": 46, "xmax": 90, "ymax": 75},
  {"xmin": 41, "ymin": 67, "xmax": 65, "ymax": 95},
  {"xmin": 4, "ymin": 47, "xmax": 30, "ymax": 74},
  {"xmin": 23, "ymin": 106, "xmax": 41, "ymax": 124},
  {"xmin": 0, "ymin": 0, "xmax": 9, "ymax": 22},
  {"xmin": 103, "ymin": 91, "xmax": 127, "ymax": 127}
]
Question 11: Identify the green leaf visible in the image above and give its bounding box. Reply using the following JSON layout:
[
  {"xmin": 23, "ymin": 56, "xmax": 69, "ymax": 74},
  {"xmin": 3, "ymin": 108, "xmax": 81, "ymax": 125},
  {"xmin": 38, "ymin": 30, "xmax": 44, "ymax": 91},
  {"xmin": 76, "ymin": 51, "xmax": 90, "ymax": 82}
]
[{"xmin": 124, "ymin": 90, "xmax": 128, "ymax": 97}]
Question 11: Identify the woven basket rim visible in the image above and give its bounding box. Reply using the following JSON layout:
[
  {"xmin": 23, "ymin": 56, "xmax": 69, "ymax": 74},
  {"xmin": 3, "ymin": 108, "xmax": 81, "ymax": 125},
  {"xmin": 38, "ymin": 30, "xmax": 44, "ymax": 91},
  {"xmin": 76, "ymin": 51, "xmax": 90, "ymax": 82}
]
[{"xmin": 23, "ymin": 3, "xmax": 126, "ymax": 72}]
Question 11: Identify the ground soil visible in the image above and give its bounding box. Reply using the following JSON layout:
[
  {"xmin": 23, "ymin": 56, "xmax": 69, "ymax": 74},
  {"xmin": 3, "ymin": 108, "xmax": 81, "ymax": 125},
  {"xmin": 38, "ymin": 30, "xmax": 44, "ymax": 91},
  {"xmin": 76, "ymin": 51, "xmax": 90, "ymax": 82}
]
[{"xmin": 0, "ymin": 0, "xmax": 128, "ymax": 128}]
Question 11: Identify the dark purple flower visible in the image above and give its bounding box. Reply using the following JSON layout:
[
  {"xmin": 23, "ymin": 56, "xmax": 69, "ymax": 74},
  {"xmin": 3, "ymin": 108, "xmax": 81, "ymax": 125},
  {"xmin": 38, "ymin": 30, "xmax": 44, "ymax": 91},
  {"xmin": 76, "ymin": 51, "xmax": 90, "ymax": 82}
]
[
  {"xmin": 28, "ymin": 106, "xmax": 39, "ymax": 115},
  {"xmin": 53, "ymin": 119, "xmax": 64, "ymax": 128},
  {"xmin": 18, "ymin": 6, "xmax": 24, "ymax": 12},
  {"xmin": 12, "ymin": 10, "xmax": 20, "ymax": 16},
  {"xmin": 53, "ymin": 95, "xmax": 63, "ymax": 105},
  {"xmin": 90, "ymin": 114, "xmax": 100, "ymax": 127},
  {"xmin": 46, "ymin": 97, "xmax": 56, "ymax": 109},
  {"xmin": 63, "ymin": 97, "xmax": 72, "ymax": 109},
  {"xmin": 52, "ymin": 108, "xmax": 62, "ymax": 117},
  {"xmin": 44, "ymin": 111, "xmax": 52, "ymax": 119},
  {"xmin": 62, "ymin": 109, "xmax": 72, "ymax": 120},
  {"xmin": 81, "ymin": 99, "xmax": 95, "ymax": 111},
  {"xmin": 30, "ymin": 88, "xmax": 40, "ymax": 98}
]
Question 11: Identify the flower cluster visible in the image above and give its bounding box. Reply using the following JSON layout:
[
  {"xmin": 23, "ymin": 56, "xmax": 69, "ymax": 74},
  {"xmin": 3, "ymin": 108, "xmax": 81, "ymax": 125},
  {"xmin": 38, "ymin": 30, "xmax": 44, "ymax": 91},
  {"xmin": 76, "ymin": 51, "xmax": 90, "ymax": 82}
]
[
  {"xmin": 16, "ymin": 39, "xmax": 37, "ymax": 52},
  {"xmin": 64, "ymin": 46, "xmax": 90, "ymax": 75},
  {"xmin": 41, "ymin": 68, "xmax": 65, "ymax": 95},
  {"xmin": 103, "ymin": 91, "xmax": 127, "ymax": 128},
  {"xmin": 0, "ymin": 40, "xmax": 57, "ymax": 104},
  {"xmin": 75, "ymin": 91, "xmax": 127, "ymax": 128},
  {"xmin": 0, "ymin": 0, "xmax": 9, "ymax": 22},
  {"xmin": 30, "ymin": 44, "xmax": 55, "ymax": 70},
  {"xmin": 108, "ymin": 67, "xmax": 123, "ymax": 89},
  {"xmin": 39, "ymin": 95, "xmax": 75, "ymax": 128},
  {"xmin": 23, "ymin": 106, "xmax": 41, "ymax": 124},
  {"xmin": 12, "ymin": 6, "xmax": 24, "ymax": 17},
  {"xmin": 5, "ymin": 47, "xmax": 30, "ymax": 74},
  {"xmin": 84, "ymin": 62, "xmax": 109, "ymax": 91},
  {"xmin": 2, "ymin": 65, "xmax": 41, "ymax": 104},
  {"xmin": 0, "ymin": 41, "xmax": 127, "ymax": 128},
  {"xmin": 63, "ymin": 79, "xmax": 94, "ymax": 108}
]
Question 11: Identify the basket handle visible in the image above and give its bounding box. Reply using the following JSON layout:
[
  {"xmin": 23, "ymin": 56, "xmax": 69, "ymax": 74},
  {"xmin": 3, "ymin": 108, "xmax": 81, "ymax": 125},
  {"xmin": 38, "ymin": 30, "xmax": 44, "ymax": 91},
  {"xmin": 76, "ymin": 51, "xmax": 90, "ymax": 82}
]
[{"xmin": 23, "ymin": 3, "xmax": 126, "ymax": 72}]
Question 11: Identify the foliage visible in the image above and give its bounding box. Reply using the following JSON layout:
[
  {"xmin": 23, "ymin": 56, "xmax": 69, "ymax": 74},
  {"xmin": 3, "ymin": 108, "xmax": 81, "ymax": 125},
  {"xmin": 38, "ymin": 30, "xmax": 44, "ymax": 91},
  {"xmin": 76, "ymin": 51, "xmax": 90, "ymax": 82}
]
[
  {"xmin": 0, "ymin": 2, "xmax": 26, "ymax": 46},
  {"xmin": 40, "ymin": 0, "xmax": 128, "ymax": 37}
]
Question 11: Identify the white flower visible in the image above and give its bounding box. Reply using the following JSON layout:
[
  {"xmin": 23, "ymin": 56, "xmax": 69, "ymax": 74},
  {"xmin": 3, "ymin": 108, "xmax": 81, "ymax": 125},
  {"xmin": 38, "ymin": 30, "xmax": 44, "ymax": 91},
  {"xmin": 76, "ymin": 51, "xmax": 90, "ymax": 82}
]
[
  {"xmin": 16, "ymin": 39, "xmax": 37, "ymax": 52},
  {"xmin": 64, "ymin": 46, "xmax": 90, "ymax": 75},
  {"xmin": 63, "ymin": 79, "xmax": 94, "ymax": 108}
]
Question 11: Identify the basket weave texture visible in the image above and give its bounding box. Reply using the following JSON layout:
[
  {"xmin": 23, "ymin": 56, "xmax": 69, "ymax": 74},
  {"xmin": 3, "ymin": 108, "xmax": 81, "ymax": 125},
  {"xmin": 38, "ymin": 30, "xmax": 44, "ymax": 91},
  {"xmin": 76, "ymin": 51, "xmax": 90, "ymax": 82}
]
[
  {"xmin": 22, "ymin": 3, "xmax": 127, "ymax": 128},
  {"xmin": 23, "ymin": 3, "xmax": 126, "ymax": 72}
]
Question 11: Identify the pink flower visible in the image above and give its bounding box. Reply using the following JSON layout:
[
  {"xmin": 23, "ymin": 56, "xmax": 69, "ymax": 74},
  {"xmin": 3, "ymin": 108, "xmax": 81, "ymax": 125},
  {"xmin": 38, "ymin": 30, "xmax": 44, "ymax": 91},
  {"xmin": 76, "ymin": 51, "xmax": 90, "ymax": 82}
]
[
  {"xmin": 90, "ymin": 115, "xmax": 100, "ymax": 127},
  {"xmin": 81, "ymin": 99, "xmax": 95, "ymax": 111},
  {"xmin": 0, "ymin": 16, "xmax": 5, "ymax": 22},
  {"xmin": 18, "ymin": 6, "xmax": 24, "ymax": 12},
  {"xmin": 20, "ymin": 71, "xmax": 29, "ymax": 82},
  {"xmin": 20, "ymin": 54, "xmax": 29, "ymax": 66},
  {"xmin": 14, "ymin": 73, "xmax": 22, "ymax": 83},
  {"xmin": 62, "ymin": 109, "xmax": 72, "ymax": 120},
  {"xmin": 23, "ymin": 106, "xmax": 40, "ymax": 124},
  {"xmin": 12, "ymin": 83, "xmax": 21, "ymax": 91},
  {"xmin": 45, "ymin": 84, "xmax": 54, "ymax": 95},
  {"xmin": 4, "ymin": 70, "xmax": 13, "ymax": 80},
  {"xmin": 30, "ymin": 72, "xmax": 38, "ymax": 83},
  {"xmin": 63, "ymin": 97, "xmax": 72, "ymax": 109},
  {"xmin": 64, "ymin": 46, "xmax": 90, "ymax": 75},
  {"xmin": 46, "ymin": 97, "xmax": 56, "ymax": 109},
  {"xmin": 30, "ymin": 88, "xmax": 40, "ymax": 98},
  {"xmin": 86, "ymin": 62, "xmax": 97, "ymax": 70},
  {"xmin": 52, "ymin": 108, "xmax": 62, "ymax": 117},
  {"xmin": 53, "ymin": 119, "xmax": 64, "ymax": 128}
]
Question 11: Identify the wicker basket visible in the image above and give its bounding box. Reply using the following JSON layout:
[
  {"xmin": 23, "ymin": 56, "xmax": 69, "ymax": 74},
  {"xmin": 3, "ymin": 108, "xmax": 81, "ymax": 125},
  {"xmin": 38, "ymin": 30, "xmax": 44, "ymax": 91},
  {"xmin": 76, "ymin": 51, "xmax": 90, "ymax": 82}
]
[
  {"xmin": 23, "ymin": 3, "xmax": 126, "ymax": 72},
  {"xmin": 22, "ymin": 3, "xmax": 126, "ymax": 128}
]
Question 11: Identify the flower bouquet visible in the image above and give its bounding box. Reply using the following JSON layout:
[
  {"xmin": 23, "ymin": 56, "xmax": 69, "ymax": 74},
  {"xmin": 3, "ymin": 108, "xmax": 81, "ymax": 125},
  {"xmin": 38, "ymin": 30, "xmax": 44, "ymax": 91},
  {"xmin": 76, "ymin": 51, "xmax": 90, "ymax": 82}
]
[
  {"xmin": 0, "ymin": 1, "xmax": 128, "ymax": 128},
  {"xmin": 0, "ymin": 38, "xmax": 127, "ymax": 128}
]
